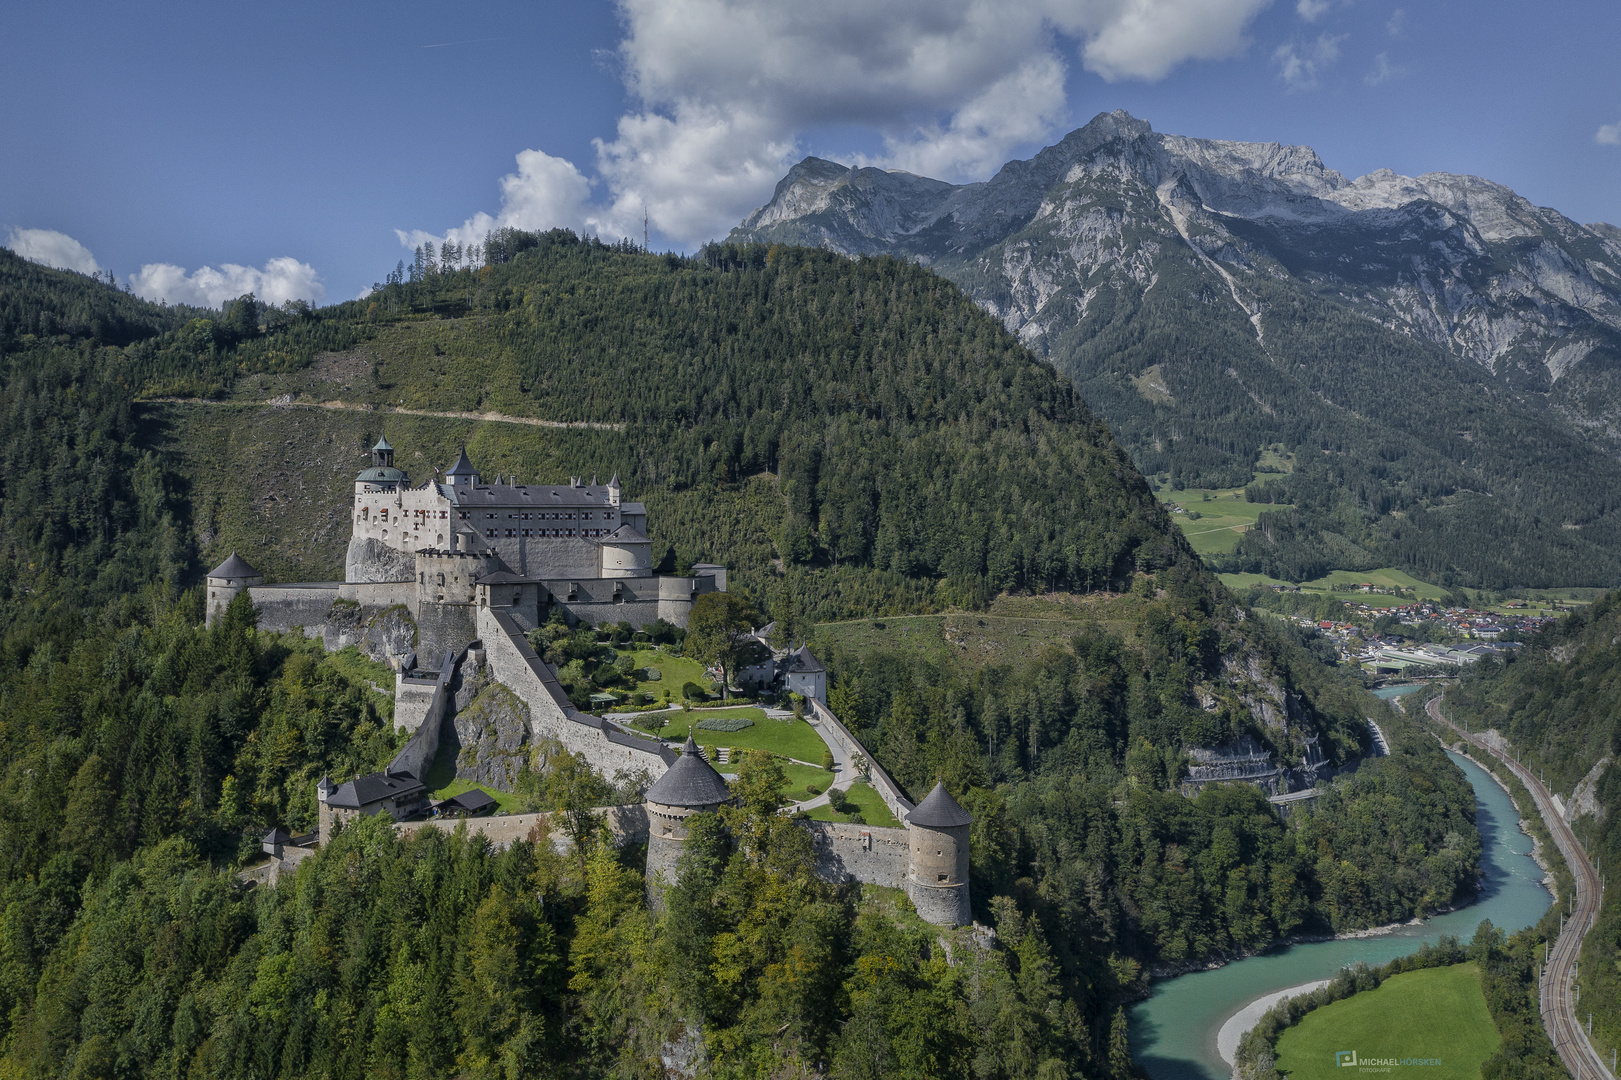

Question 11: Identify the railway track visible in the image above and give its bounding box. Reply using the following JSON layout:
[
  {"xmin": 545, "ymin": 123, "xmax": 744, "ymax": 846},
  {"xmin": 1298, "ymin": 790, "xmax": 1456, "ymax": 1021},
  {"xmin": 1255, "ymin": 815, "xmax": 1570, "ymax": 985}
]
[{"xmin": 1427, "ymin": 694, "xmax": 1612, "ymax": 1080}]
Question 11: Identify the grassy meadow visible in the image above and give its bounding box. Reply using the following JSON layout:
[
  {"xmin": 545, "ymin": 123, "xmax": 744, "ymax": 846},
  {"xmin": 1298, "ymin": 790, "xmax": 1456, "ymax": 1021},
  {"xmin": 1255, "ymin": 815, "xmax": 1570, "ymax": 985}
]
[{"xmin": 1273, "ymin": 963, "xmax": 1498, "ymax": 1080}]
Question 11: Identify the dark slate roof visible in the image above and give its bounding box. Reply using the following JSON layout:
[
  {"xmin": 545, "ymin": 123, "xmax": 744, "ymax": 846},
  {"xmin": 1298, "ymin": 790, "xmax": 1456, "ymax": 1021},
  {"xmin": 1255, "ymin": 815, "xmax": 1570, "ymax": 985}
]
[
  {"xmin": 263, "ymin": 826, "xmax": 293, "ymax": 844},
  {"xmin": 356, "ymin": 465, "xmax": 409, "ymax": 484},
  {"xmin": 207, "ymin": 551, "xmax": 261, "ymax": 580},
  {"xmin": 372, "ymin": 436, "xmax": 394, "ymax": 452},
  {"xmin": 645, "ymin": 735, "xmax": 732, "ymax": 808},
  {"xmin": 448, "ymin": 483, "xmax": 613, "ymax": 507},
  {"xmin": 784, "ymin": 646, "xmax": 824, "ymax": 674},
  {"xmin": 602, "ymin": 523, "xmax": 649, "ymax": 543},
  {"xmin": 445, "ymin": 447, "xmax": 479, "ymax": 476},
  {"xmin": 440, "ymin": 788, "xmax": 496, "ymax": 813},
  {"xmin": 620, "ymin": 501, "xmax": 646, "ymax": 515},
  {"xmin": 325, "ymin": 769, "xmax": 426, "ymax": 809},
  {"xmin": 905, "ymin": 781, "xmax": 973, "ymax": 828},
  {"xmin": 604, "ymin": 724, "xmax": 670, "ymax": 758},
  {"xmin": 477, "ymin": 570, "xmax": 529, "ymax": 584}
]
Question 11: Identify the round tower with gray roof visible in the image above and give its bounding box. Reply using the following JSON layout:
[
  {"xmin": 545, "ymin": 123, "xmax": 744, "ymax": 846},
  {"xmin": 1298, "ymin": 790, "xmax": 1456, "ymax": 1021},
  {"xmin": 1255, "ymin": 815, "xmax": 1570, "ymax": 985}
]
[
  {"xmin": 205, "ymin": 551, "xmax": 263, "ymax": 627},
  {"xmin": 905, "ymin": 781, "xmax": 973, "ymax": 926},
  {"xmin": 643, "ymin": 734, "xmax": 732, "ymax": 910}
]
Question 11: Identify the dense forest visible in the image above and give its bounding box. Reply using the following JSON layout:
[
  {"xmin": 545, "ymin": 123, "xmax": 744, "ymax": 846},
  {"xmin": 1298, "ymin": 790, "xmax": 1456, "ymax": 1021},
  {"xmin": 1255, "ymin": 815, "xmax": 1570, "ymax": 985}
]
[
  {"xmin": 1443, "ymin": 591, "xmax": 1621, "ymax": 1070},
  {"xmin": 0, "ymin": 236, "xmax": 1494, "ymax": 1077}
]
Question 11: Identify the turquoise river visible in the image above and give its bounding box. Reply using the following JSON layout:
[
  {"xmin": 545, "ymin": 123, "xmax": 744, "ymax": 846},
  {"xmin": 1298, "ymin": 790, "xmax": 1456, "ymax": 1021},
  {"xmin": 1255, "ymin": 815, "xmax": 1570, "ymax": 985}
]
[{"xmin": 1129, "ymin": 687, "xmax": 1552, "ymax": 1079}]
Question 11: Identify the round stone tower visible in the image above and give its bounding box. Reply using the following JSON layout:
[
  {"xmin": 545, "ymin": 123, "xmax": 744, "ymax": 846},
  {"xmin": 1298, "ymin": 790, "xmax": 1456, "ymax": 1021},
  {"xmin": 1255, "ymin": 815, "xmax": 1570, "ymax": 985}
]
[
  {"xmin": 905, "ymin": 781, "xmax": 973, "ymax": 927},
  {"xmin": 642, "ymin": 734, "xmax": 732, "ymax": 911},
  {"xmin": 205, "ymin": 551, "xmax": 264, "ymax": 627}
]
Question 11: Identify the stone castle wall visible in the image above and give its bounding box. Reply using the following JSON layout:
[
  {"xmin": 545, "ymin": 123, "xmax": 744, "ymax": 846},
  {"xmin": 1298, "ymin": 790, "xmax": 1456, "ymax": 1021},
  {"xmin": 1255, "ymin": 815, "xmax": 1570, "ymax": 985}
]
[
  {"xmin": 805, "ymin": 821, "xmax": 910, "ymax": 888},
  {"xmin": 389, "ymin": 648, "xmax": 459, "ymax": 782},
  {"xmin": 906, "ymin": 880, "xmax": 972, "ymax": 927},
  {"xmin": 476, "ymin": 605, "xmax": 670, "ymax": 784},
  {"xmin": 248, "ymin": 585, "xmax": 341, "ymax": 637},
  {"xmin": 393, "ymin": 672, "xmax": 441, "ymax": 733}
]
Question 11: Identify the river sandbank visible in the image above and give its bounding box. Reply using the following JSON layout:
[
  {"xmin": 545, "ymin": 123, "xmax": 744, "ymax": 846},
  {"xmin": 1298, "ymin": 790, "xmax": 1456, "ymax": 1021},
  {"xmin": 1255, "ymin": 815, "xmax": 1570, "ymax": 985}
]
[{"xmin": 1215, "ymin": 980, "xmax": 1330, "ymax": 1065}]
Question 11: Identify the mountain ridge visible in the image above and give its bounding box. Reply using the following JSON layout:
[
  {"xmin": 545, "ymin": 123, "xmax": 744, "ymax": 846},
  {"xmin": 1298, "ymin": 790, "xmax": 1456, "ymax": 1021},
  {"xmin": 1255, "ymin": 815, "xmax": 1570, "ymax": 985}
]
[{"xmin": 730, "ymin": 110, "xmax": 1621, "ymax": 589}]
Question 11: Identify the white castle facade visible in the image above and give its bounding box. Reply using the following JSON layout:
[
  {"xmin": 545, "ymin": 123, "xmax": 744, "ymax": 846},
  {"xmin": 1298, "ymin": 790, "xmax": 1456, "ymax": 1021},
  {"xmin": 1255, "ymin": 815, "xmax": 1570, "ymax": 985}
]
[{"xmin": 207, "ymin": 438, "xmax": 724, "ymax": 660}]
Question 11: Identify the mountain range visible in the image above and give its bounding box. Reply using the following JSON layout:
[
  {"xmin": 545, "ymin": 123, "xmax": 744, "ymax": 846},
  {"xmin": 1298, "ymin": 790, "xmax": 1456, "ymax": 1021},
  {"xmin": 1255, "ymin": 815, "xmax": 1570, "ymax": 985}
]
[{"xmin": 729, "ymin": 111, "xmax": 1621, "ymax": 589}]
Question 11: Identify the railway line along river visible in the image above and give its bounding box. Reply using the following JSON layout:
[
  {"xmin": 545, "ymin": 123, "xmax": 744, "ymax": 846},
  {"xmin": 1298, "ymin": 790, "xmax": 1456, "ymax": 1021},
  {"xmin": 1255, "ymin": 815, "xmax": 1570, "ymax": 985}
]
[{"xmin": 1130, "ymin": 728, "xmax": 1552, "ymax": 1080}]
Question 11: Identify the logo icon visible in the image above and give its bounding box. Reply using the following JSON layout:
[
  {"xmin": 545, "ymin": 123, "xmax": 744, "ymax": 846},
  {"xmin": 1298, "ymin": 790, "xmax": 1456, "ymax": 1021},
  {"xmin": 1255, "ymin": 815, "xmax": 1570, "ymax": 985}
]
[{"xmin": 1337, "ymin": 1051, "xmax": 1358, "ymax": 1067}]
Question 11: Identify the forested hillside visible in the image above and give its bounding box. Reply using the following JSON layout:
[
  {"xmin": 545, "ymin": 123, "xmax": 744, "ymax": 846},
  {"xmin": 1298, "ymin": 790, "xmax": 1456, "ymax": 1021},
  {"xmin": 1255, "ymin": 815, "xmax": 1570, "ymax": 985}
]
[
  {"xmin": 1444, "ymin": 592, "xmax": 1621, "ymax": 1066},
  {"xmin": 0, "ymin": 237, "xmax": 1490, "ymax": 1078}
]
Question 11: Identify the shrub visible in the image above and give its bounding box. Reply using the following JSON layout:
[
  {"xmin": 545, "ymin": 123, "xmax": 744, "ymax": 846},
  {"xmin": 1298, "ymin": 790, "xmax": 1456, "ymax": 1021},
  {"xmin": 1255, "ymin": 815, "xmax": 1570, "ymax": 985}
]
[
  {"xmin": 681, "ymin": 681, "xmax": 707, "ymax": 701},
  {"xmin": 641, "ymin": 667, "xmax": 662, "ymax": 681},
  {"xmin": 821, "ymin": 750, "xmax": 835, "ymax": 771},
  {"xmin": 826, "ymin": 787, "xmax": 850, "ymax": 813},
  {"xmin": 696, "ymin": 716, "xmax": 754, "ymax": 732},
  {"xmin": 805, "ymin": 784, "xmax": 822, "ymax": 796}
]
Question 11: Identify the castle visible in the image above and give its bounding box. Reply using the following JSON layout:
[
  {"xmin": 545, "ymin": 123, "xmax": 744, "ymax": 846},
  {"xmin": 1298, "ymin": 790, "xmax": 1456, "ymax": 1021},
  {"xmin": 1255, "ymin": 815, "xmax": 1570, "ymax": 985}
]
[
  {"xmin": 225, "ymin": 436, "xmax": 973, "ymax": 927},
  {"xmin": 207, "ymin": 438, "xmax": 725, "ymax": 660}
]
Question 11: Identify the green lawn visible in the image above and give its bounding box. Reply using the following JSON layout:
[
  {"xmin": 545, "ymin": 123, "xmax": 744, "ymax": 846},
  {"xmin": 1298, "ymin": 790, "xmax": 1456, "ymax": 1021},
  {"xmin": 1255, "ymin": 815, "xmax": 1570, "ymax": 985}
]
[
  {"xmin": 1274, "ymin": 963, "xmax": 1498, "ymax": 1080},
  {"xmin": 805, "ymin": 780, "xmax": 901, "ymax": 828},
  {"xmin": 781, "ymin": 762, "xmax": 836, "ymax": 802},
  {"xmin": 616, "ymin": 647, "xmax": 713, "ymax": 699},
  {"xmin": 669, "ymin": 709, "xmax": 830, "ymax": 764}
]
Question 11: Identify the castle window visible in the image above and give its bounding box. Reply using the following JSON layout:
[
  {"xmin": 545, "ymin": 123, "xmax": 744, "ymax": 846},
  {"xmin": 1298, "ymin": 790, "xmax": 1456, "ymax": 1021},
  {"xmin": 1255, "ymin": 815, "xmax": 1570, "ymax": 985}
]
[
  {"xmin": 437, "ymin": 573, "xmax": 445, "ymax": 586},
  {"xmin": 937, "ymin": 873, "xmax": 948, "ymax": 882},
  {"xmin": 583, "ymin": 512, "xmax": 592, "ymax": 520},
  {"xmin": 419, "ymin": 572, "xmax": 424, "ymax": 585}
]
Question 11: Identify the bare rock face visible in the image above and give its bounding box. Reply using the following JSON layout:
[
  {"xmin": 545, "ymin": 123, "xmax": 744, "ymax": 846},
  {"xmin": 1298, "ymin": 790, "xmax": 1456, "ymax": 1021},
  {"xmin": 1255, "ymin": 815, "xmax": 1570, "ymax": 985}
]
[
  {"xmin": 321, "ymin": 602, "xmax": 417, "ymax": 665},
  {"xmin": 345, "ymin": 536, "xmax": 415, "ymax": 583},
  {"xmin": 451, "ymin": 680, "xmax": 533, "ymax": 791}
]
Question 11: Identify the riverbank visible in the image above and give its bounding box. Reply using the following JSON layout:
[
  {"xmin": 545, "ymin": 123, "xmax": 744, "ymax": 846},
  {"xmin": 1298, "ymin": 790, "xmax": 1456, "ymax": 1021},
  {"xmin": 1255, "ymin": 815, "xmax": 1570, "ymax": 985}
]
[{"xmin": 1214, "ymin": 981, "xmax": 1328, "ymax": 1065}]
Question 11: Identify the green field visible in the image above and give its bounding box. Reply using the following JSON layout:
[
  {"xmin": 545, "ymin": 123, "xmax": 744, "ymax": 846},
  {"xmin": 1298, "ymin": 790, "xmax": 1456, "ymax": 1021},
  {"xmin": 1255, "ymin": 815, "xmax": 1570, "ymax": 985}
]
[
  {"xmin": 1156, "ymin": 486, "xmax": 1288, "ymax": 556},
  {"xmin": 804, "ymin": 780, "xmax": 901, "ymax": 828},
  {"xmin": 668, "ymin": 709, "xmax": 830, "ymax": 764},
  {"xmin": 1274, "ymin": 963, "xmax": 1497, "ymax": 1080},
  {"xmin": 781, "ymin": 762, "xmax": 836, "ymax": 802}
]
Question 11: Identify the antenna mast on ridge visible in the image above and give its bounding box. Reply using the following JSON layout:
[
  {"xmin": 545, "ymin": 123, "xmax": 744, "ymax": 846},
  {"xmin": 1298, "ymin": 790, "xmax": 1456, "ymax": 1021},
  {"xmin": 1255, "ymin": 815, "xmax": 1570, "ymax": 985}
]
[{"xmin": 643, "ymin": 203, "xmax": 649, "ymax": 252}]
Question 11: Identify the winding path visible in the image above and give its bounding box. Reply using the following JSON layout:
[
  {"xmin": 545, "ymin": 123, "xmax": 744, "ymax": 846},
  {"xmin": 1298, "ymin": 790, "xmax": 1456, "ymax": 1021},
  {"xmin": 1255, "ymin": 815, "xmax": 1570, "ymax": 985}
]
[{"xmin": 1427, "ymin": 694, "xmax": 1612, "ymax": 1080}]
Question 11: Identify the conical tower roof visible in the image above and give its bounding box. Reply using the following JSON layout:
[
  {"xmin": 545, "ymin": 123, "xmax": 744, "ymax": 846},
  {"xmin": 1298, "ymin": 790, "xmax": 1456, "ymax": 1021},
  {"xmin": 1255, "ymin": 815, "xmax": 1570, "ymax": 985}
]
[
  {"xmin": 371, "ymin": 435, "xmax": 394, "ymax": 452},
  {"xmin": 207, "ymin": 551, "xmax": 260, "ymax": 580},
  {"xmin": 906, "ymin": 781, "xmax": 972, "ymax": 828},
  {"xmin": 645, "ymin": 734, "xmax": 732, "ymax": 808},
  {"xmin": 445, "ymin": 446, "xmax": 478, "ymax": 476}
]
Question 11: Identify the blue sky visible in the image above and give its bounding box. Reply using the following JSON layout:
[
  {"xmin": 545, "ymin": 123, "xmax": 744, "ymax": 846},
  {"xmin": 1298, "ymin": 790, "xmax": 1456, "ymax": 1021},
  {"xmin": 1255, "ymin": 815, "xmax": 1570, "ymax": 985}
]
[{"xmin": 4, "ymin": 0, "xmax": 1619, "ymax": 307}]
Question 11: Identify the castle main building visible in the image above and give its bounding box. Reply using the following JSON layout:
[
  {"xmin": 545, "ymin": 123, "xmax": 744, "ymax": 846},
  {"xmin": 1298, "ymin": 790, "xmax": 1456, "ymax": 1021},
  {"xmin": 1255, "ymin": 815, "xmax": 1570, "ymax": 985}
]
[{"xmin": 208, "ymin": 438, "xmax": 724, "ymax": 661}]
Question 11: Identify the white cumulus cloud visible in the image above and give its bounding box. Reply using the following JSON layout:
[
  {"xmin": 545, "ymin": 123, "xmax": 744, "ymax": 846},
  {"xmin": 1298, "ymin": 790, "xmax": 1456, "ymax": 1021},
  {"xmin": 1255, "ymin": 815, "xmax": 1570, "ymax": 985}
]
[
  {"xmin": 1365, "ymin": 52, "xmax": 1401, "ymax": 86},
  {"xmin": 1597, "ymin": 120, "xmax": 1621, "ymax": 147},
  {"xmin": 131, "ymin": 257, "xmax": 325, "ymax": 308},
  {"xmin": 403, "ymin": 0, "xmax": 1274, "ymax": 250},
  {"xmin": 1296, "ymin": 0, "xmax": 1330, "ymax": 21},
  {"xmin": 1274, "ymin": 33, "xmax": 1344, "ymax": 91},
  {"xmin": 5, "ymin": 228, "xmax": 103, "ymax": 275}
]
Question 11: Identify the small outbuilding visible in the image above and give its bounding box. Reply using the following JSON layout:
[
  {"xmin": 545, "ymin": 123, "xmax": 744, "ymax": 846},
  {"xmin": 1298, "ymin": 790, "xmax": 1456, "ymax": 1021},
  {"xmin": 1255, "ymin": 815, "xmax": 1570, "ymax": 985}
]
[{"xmin": 434, "ymin": 788, "xmax": 498, "ymax": 817}]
